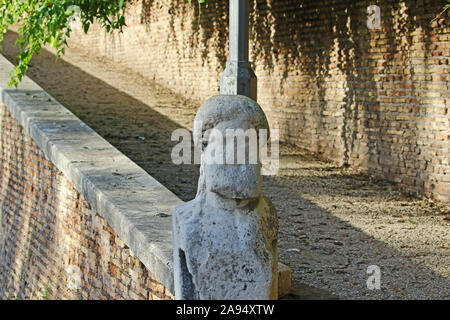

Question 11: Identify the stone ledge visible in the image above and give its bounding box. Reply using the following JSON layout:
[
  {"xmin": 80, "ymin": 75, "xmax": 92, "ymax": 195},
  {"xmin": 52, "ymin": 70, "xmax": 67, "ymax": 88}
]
[{"xmin": 0, "ymin": 54, "xmax": 291, "ymax": 298}]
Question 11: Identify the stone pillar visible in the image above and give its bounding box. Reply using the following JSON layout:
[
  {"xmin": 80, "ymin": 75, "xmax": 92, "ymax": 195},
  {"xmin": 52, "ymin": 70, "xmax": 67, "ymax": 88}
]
[
  {"xmin": 172, "ymin": 95, "xmax": 278, "ymax": 300},
  {"xmin": 220, "ymin": 0, "xmax": 257, "ymax": 100}
]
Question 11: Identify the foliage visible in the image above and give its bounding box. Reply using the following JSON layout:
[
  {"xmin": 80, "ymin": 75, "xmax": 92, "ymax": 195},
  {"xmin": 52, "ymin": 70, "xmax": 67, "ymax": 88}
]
[
  {"xmin": 431, "ymin": 0, "xmax": 449, "ymax": 23},
  {"xmin": 439, "ymin": 0, "xmax": 450, "ymax": 17},
  {"xmin": 42, "ymin": 283, "xmax": 50, "ymax": 299},
  {"xmin": 188, "ymin": 0, "xmax": 207, "ymax": 7},
  {"xmin": 0, "ymin": 0, "xmax": 130, "ymax": 87}
]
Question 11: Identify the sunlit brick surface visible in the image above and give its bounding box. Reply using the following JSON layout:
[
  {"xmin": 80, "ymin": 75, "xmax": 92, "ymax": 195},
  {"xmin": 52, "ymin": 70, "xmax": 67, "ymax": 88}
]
[{"xmin": 0, "ymin": 105, "xmax": 173, "ymax": 300}]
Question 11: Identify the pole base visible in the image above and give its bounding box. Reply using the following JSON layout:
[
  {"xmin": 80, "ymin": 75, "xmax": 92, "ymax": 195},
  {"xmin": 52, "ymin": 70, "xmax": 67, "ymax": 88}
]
[{"xmin": 220, "ymin": 60, "xmax": 257, "ymax": 101}]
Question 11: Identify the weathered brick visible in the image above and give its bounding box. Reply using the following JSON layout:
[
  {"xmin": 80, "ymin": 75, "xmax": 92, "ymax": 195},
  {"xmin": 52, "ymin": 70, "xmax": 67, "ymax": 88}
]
[{"xmin": 0, "ymin": 105, "xmax": 174, "ymax": 300}]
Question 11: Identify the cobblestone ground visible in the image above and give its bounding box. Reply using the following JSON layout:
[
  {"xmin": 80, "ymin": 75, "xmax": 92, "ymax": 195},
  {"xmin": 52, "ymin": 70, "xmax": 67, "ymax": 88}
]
[{"xmin": 2, "ymin": 31, "xmax": 449, "ymax": 299}]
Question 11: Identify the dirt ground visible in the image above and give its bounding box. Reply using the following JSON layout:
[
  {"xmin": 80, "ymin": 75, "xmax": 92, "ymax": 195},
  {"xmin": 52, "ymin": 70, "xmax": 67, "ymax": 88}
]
[{"xmin": 2, "ymin": 30, "xmax": 449, "ymax": 299}]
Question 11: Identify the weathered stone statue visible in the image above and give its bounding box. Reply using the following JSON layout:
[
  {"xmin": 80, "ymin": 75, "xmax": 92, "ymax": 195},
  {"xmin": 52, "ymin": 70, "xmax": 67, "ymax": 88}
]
[{"xmin": 172, "ymin": 95, "xmax": 278, "ymax": 300}]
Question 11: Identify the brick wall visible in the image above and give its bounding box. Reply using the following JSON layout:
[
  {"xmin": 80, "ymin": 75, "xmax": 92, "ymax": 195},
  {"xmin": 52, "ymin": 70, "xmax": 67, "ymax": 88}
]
[
  {"xmin": 0, "ymin": 104, "xmax": 173, "ymax": 300},
  {"xmin": 68, "ymin": 0, "xmax": 449, "ymax": 202}
]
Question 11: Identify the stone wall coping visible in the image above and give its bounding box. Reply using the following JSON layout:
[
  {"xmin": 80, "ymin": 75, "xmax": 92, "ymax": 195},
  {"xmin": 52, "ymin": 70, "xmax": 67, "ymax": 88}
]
[{"xmin": 0, "ymin": 54, "xmax": 181, "ymax": 294}]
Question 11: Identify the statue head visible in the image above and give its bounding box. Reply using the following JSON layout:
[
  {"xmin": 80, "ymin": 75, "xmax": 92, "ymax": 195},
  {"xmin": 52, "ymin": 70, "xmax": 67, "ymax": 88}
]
[{"xmin": 193, "ymin": 95, "xmax": 269, "ymax": 200}]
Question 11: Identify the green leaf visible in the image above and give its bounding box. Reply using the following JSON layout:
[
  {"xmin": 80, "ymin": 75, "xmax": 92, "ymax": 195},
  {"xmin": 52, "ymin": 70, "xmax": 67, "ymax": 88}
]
[{"xmin": 83, "ymin": 21, "xmax": 90, "ymax": 33}]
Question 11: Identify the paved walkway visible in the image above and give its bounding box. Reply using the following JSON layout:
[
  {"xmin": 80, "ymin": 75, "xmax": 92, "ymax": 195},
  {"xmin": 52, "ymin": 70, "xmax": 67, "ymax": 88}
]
[{"xmin": 2, "ymin": 30, "xmax": 449, "ymax": 299}]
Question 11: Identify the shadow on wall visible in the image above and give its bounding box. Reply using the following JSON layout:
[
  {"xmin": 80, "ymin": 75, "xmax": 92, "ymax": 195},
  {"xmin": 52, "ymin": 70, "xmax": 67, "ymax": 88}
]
[
  {"xmin": 169, "ymin": 0, "xmax": 229, "ymax": 69},
  {"xmin": 339, "ymin": 1, "xmax": 447, "ymax": 198},
  {"xmin": 141, "ymin": 0, "xmax": 156, "ymax": 27},
  {"xmin": 140, "ymin": 0, "xmax": 229, "ymax": 69}
]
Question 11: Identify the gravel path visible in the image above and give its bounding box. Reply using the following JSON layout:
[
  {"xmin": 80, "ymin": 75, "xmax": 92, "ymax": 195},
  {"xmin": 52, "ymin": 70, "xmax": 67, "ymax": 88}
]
[{"xmin": 2, "ymin": 30, "xmax": 449, "ymax": 300}]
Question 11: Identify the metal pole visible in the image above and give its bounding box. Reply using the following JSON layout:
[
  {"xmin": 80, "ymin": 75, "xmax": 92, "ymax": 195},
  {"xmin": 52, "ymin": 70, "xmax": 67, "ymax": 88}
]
[{"xmin": 220, "ymin": 0, "xmax": 257, "ymax": 101}]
